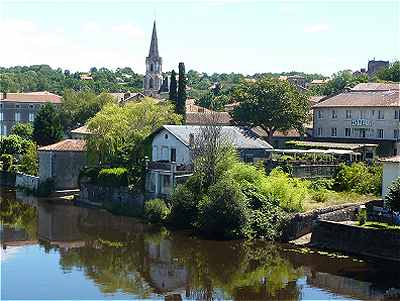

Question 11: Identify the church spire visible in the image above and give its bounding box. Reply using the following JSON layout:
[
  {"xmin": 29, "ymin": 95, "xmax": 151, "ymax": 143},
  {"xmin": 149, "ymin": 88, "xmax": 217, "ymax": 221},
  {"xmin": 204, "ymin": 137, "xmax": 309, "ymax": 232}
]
[{"xmin": 148, "ymin": 20, "xmax": 159, "ymax": 58}]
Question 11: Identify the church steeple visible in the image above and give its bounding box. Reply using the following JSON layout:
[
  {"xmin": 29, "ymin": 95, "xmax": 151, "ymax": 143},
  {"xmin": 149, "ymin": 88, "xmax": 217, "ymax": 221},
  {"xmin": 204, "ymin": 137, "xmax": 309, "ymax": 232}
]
[
  {"xmin": 148, "ymin": 21, "xmax": 159, "ymax": 58},
  {"xmin": 144, "ymin": 20, "xmax": 164, "ymax": 97}
]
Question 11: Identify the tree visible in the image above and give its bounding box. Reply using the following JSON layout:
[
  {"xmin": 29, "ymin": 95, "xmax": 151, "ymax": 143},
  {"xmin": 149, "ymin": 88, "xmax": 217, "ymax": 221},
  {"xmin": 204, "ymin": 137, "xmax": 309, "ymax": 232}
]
[
  {"xmin": 177, "ymin": 62, "xmax": 187, "ymax": 115},
  {"xmin": 33, "ymin": 103, "xmax": 63, "ymax": 146},
  {"xmin": 231, "ymin": 77, "xmax": 310, "ymax": 143},
  {"xmin": 60, "ymin": 89, "xmax": 115, "ymax": 130},
  {"xmin": 385, "ymin": 177, "xmax": 400, "ymax": 214},
  {"xmin": 86, "ymin": 98, "xmax": 182, "ymax": 186},
  {"xmin": 169, "ymin": 69, "xmax": 178, "ymax": 103},
  {"xmin": 377, "ymin": 61, "xmax": 400, "ymax": 82},
  {"xmin": 323, "ymin": 70, "xmax": 368, "ymax": 96},
  {"xmin": 10, "ymin": 123, "xmax": 33, "ymax": 140},
  {"xmin": 19, "ymin": 141, "xmax": 38, "ymax": 176}
]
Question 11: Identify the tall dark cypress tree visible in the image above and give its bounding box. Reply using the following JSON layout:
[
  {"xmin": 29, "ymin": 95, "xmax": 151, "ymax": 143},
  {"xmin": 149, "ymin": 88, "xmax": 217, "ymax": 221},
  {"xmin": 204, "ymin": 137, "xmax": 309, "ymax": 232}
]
[
  {"xmin": 177, "ymin": 62, "xmax": 187, "ymax": 115},
  {"xmin": 169, "ymin": 69, "xmax": 178, "ymax": 103}
]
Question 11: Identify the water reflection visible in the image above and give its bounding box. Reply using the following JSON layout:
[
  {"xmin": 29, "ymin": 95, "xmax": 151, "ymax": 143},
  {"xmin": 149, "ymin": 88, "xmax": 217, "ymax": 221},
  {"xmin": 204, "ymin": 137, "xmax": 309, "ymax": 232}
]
[{"xmin": 1, "ymin": 189, "xmax": 400, "ymax": 300}]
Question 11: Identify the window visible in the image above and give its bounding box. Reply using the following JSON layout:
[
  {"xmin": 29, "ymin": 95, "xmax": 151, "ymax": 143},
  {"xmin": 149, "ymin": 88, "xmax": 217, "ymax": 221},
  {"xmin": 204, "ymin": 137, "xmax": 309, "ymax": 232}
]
[
  {"xmin": 29, "ymin": 113, "xmax": 34, "ymax": 122},
  {"xmin": 29, "ymin": 104, "xmax": 34, "ymax": 109},
  {"xmin": 1, "ymin": 125, "xmax": 6, "ymax": 136},
  {"xmin": 377, "ymin": 129, "xmax": 384, "ymax": 139},
  {"xmin": 395, "ymin": 110, "xmax": 400, "ymax": 119},
  {"xmin": 164, "ymin": 134, "xmax": 168, "ymax": 139},
  {"xmin": 345, "ymin": 110, "xmax": 352, "ymax": 119},
  {"xmin": 15, "ymin": 112, "xmax": 20, "ymax": 122},
  {"xmin": 15, "ymin": 104, "xmax": 20, "ymax": 108},
  {"xmin": 331, "ymin": 110, "xmax": 337, "ymax": 119},
  {"xmin": 149, "ymin": 78, "xmax": 153, "ymax": 89},
  {"xmin": 345, "ymin": 128, "xmax": 351, "ymax": 137},
  {"xmin": 331, "ymin": 128, "xmax": 337, "ymax": 137},
  {"xmin": 395, "ymin": 129, "xmax": 399, "ymax": 139},
  {"xmin": 0, "ymin": 112, "xmax": 3, "ymax": 121},
  {"xmin": 150, "ymin": 63, "xmax": 154, "ymax": 72},
  {"xmin": 378, "ymin": 110, "xmax": 384, "ymax": 120},
  {"xmin": 317, "ymin": 110, "xmax": 323, "ymax": 119},
  {"xmin": 360, "ymin": 110, "xmax": 366, "ymax": 118},
  {"xmin": 317, "ymin": 128, "xmax": 323, "ymax": 136},
  {"xmin": 170, "ymin": 148, "xmax": 176, "ymax": 162}
]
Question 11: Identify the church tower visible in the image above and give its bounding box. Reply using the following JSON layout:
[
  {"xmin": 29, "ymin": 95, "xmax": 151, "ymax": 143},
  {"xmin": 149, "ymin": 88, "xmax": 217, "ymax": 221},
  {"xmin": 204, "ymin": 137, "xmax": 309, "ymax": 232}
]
[{"xmin": 144, "ymin": 21, "xmax": 163, "ymax": 97}]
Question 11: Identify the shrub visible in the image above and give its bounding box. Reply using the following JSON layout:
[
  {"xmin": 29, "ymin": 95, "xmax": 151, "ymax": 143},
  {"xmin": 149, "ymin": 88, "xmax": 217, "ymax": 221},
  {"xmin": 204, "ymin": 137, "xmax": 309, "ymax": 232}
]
[
  {"xmin": 197, "ymin": 178, "xmax": 250, "ymax": 239},
  {"xmin": 97, "ymin": 167, "xmax": 128, "ymax": 187},
  {"xmin": 144, "ymin": 199, "xmax": 171, "ymax": 224},
  {"xmin": 335, "ymin": 162, "xmax": 382, "ymax": 195},
  {"xmin": 169, "ymin": 183, "xmax": 199, "ymax": 229},
  {"xmin": 1, "ymin": 154, "xmax": 14, "ymax": 172},
  {"xmin": 311, "ymin": 190, "xmax": 328, "ymax": 203},
  {"xmin": 385, "ymin": 177, "xmax": 400, "ymax": 213},
  {"xmin": 79, "ymin": 166, "xmax": 101, "ymax": 184},
  {"xmin": 10, "ymin": 123, "xmax": 33, "ymax": 140},
  {"xmin": 357, "ymin": 206, "xmax": 367, "ymax": 225},
  {"xmin": 0, "ymin": 135, "xmax": 24, "ymax": 155},
  {"xmin": 260, "ymin": 168, "xmax": 307, "ymax": 213},
  {"xmin": 308, "ymin": 178, "xmax": 334, "ymax": 191}
]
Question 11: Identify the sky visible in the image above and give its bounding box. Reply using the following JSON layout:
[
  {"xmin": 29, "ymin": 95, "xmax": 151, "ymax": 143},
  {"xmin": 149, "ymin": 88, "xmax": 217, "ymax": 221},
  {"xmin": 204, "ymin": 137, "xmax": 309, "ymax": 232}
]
[{"xmin": 0, "ymin": 0, "xmax": 399, "ymax": 76}]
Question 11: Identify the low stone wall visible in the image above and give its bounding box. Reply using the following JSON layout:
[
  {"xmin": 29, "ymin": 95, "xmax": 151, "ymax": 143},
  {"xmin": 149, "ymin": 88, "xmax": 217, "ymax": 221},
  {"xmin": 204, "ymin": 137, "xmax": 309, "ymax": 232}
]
[
  {"xmin": 282, "ymin": 203, "xmax": 360, "ymax": 241},
  {"xmin": 311, "ymin": 220, "xmax": 400, "ymax": 262},
  {"xmin": 79, "ymin": 183, "xmax": 144, "ymax": 213},
  {"xmin": 15, "ymin": 172, "xmax": 39, "ymax": 191},
  {"xmin": 0, "ymin": 171, "xmax": 16, "ymax": 187}
]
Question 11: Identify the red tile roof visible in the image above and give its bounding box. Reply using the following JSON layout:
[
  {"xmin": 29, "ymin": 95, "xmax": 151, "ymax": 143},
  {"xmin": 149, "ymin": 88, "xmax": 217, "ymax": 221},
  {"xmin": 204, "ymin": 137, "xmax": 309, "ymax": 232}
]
[
  {"xmin": 0, "ymin": 91, "xmax": 62, "ymax": 103},
  {"xmin": 38, "ymin": 139, "xmax": 86, "ymax": 152}
]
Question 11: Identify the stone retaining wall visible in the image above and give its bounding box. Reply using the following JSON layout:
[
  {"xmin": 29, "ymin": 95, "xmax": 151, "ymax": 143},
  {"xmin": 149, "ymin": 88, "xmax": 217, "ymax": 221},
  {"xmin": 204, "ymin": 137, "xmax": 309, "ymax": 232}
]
[
  {"xmin": 79, "ymin": 183, "xmax": 144, "ymax": 213},
  {"xmin": 310, "ymin": 220, "xmax": 400, "ymax": 262},
  {"xmin": 15, "ymin": 172, "xmax": 39, "ymax": 191},
  {"xmin": 282, "ymin": 203, "xmax": 360, "ymax": 241}
]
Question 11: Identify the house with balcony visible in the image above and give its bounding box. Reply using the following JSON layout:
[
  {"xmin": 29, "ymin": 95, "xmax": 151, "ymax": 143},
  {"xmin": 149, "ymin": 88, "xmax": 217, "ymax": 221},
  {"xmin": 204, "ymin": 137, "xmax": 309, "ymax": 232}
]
[
  {"xmin": 145, "ymin": 125, "xmax": 273, "ymax": 198},
  {"xmin": 312, "ymin": 83, "xmax": 400, "ymax": 156}
]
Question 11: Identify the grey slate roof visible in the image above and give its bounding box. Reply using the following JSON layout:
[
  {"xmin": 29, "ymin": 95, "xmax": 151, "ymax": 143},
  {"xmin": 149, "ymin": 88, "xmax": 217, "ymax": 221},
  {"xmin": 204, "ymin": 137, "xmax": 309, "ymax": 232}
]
[
  {"xmin": 351, "ymin": 83, "xmax": 400, "ymax": 91},
  {"xmin": 162, "ymin": 125, "xmax": 273, "ymax": 150}
]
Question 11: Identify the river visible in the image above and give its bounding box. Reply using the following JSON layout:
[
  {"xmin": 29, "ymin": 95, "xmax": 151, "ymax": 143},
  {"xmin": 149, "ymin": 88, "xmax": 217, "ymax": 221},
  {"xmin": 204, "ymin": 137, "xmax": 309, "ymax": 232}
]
[{"xmin": 1, "ymin": 188, "xmax": 400, "ymax": 300}]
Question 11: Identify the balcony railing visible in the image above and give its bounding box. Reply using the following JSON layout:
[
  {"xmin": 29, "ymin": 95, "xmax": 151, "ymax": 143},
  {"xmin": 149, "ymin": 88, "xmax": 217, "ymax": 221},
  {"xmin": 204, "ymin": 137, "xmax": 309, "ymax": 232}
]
[{"xmin": 147, "ymin": 161, "xmax": 193, "ymax": 173}]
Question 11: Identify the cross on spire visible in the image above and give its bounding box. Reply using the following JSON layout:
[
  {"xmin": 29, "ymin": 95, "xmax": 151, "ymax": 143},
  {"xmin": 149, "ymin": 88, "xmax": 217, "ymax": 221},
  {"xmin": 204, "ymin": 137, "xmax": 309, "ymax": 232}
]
[{"xmin": 148, "ymin": 20, "xmax": 159, "ymax": 58}]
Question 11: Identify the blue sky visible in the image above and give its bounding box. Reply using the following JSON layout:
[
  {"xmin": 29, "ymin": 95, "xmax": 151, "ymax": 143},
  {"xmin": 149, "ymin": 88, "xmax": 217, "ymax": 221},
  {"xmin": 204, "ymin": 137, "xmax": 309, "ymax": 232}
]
[{"xmin": 0, "ymin": 0, "xmax": 398, "ymax": 76}]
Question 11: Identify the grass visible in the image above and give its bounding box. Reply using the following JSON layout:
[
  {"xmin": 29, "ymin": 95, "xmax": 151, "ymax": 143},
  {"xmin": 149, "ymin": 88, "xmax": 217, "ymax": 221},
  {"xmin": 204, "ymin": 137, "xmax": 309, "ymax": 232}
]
[
  {"xmin": 303, "ymin": 190, "xmax": 376, "ymax": 211},
  {"xmin": 362, "ymin": 221, "xmax": 400, "ymax": 233}
]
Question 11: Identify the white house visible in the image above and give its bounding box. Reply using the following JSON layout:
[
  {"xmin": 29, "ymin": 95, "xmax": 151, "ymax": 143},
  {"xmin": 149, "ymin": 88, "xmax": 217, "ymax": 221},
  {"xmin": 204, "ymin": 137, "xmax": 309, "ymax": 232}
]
[
  {"xmin": 145, "ymin": 125, "xmax": 273, "ymax": 198},
  {"xmin": 380, "ymin": 156, "xmax": 400, "ymax": 196}
]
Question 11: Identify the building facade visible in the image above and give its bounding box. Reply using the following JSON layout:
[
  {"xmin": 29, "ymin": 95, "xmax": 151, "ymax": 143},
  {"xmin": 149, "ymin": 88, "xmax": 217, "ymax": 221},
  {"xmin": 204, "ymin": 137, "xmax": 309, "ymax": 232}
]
[
  {"xmin": 145, "ymin": 125, "xmax": 273, "ymax": 198},
  {"xmin": 313, "ymin": 84, "xmax": 400, "ymax": 156},
  {"xmin": 0, "ymin": 92, "xmax": 61, "ymax": 136}
]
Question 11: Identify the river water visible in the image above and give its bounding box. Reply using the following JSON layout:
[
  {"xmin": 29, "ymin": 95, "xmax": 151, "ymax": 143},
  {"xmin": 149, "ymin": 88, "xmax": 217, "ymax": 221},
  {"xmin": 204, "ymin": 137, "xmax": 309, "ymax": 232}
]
[{"xmin": 1, "ymin": 188, "xmax": 400, "ymax": 300}]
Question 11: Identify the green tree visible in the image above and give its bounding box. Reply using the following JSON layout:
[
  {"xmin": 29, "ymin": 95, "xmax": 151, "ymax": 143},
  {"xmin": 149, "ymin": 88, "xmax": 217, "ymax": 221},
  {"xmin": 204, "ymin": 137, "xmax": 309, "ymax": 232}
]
[
  {"xmin": 19, "ymin": 141, "xmax": 39, "ymax": 175},
  {"xmin": 323, "ymin": 70, "xmax": 368, "ymax": 95},
  {"xmin": 377, "ymin": 61, "xmax": 400, "ymax": 82},
  {"xmin": 177, "ymin": 62, "xmax": 187, "ymax": 115},
  {"xmin": 33, "ymin": 103, "xmax": 63, "ymax": 146},
  {"xmin": 10, "ymin": 123, "xmax": 34, "ymax": 140},
  {"xmin": 169, "ymin": 69, "xmax": 178, "ymax": 103},
  {"xmin": 0, "ymin": 134, "xmax": 24, "ymax": 154},
  {"xmin": 385, "ymin": 177, "xmax": 400, "ymax": 213},
  {"xmin": 232, "ymin": 77, "xmax": 310, "ymax": 143}
]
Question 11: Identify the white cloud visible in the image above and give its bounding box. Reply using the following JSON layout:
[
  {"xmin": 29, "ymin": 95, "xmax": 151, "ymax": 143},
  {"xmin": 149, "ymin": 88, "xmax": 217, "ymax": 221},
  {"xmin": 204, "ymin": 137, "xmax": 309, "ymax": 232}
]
[
  {"xmin": 303, "ymin": 23, "xmax": 330, "ymax": 33},
  {"xmin": 82, "ymin": 21, "xmax": 101, "ymax": 34}
]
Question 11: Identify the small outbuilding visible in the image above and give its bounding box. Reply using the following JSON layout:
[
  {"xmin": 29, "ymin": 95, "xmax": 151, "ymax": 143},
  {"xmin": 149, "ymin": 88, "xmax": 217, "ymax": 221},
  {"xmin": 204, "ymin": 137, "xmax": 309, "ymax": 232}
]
[
  {"xmin": 380, "ymin": 156, "xmax": 400, "ymax": 197},
  {"xmin": 38, "ymin": 139, "xmax": 87, "ymax": 190}
]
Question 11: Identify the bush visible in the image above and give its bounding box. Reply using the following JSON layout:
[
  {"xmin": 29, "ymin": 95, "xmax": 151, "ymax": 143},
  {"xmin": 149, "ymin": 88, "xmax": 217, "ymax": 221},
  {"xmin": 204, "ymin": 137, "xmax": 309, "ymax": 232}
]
[
  {"xmin": 385, "ymin": 177, "xmax": 400, "ymax": 213},
  {"xmin": 197, "ymin": 178, "xmax": 250, "ymax": 239},
  {"xmin": 1, "ymin": 154, "xmax": 14, "ymax": 172},
  {"xmin": 10, "ymin": 123, "xmax": 33, "ymax": 140},
  {"xmin": 18, "ymin": 142, "xmax": 38, "ymax": 176},
  {"xmin": 357, "ymin": 206, "xmax": 367, "ymax": 225},
  {"xmin": 308, "ymin": 178, "xmax": 334, "ymax": 191},
  {"xmin": 78, "ymin": 166, "xmax": 101, "ymax": 184},
  {"xmin": 311, "ymin": 190, "xmax": 328, "ymax": 203},
  {"xmin": 97, "ymin": 167, "xmax": 128, "ymax": 187},
  {"xmin": 335, "ymin": 162, "xmax": 382, "ymax": 195},
  {"xmin": 0, "ymin": 135, "xmax": 24, "ymax": 155},
  {"xmin": 144, "ymin": 199, "xmax": 170, "ymax": 224},
  {"xmin": 169, "ymin": 182, "xmax": 200, "ymax": 229}
]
